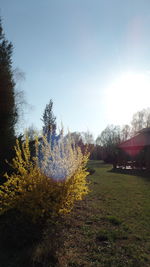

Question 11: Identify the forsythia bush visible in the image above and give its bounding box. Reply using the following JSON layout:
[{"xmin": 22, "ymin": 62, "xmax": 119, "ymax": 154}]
[{"xmin": 0, "ymin": 133, "xmax": 89, "ymax": 220}]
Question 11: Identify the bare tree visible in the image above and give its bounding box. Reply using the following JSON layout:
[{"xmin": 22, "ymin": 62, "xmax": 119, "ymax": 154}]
[
  {"xmin": 96, "ymin": 125, "xmax": 121, "ymax": 147},
  {"xmin": 121, "ymin": 124, "xmax": 131, "ymax": 141},
  {"xmin": 25, "ymin": 124, "xmax": 39, "ymax": 141},
  {"xmin": 96, "ymin": 125, "xmax": 121, "ymax": 164},
  {"xmin": 67, "ymin": 132, "xmax": 83, "ymax": 144},
  {"xmin": 13, "ymin": 68, "xmax": 29, "ymax": 134},
  {"xmin": 81, "ymin": 130, "xmax": 94, "ymax": 144},
  {"xmin": 131, "ymin": 108, "xmax": 150, "ymax": 134}
]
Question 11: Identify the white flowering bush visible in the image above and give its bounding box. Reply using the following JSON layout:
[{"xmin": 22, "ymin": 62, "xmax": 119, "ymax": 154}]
[
  {"xmin": 39, "ymin": 134, "xmax": 85, "ymax": 180},
  {"xmin": 0, "ymin": 131, "xmax": 89, "ymax": 220}
]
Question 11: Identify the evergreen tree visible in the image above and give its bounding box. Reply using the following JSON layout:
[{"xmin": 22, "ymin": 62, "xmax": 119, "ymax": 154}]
[
  {"xmin": 41, "ymin": 99, "xmax": 56, "ymax": 141},
  {"xmin": 0, "ymin": 19, "xmax": 18, "ymax": 174}
]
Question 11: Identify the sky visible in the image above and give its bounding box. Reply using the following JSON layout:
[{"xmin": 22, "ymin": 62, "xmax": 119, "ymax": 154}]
[{"xmin": 1, "ymin": 0, "xmax": 150, "ymax": 139}]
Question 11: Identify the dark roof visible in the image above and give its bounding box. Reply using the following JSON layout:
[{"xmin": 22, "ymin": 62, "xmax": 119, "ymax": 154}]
[{"xmin": 138, "ymin": 127, "xmax": 150, "ymax": 133}]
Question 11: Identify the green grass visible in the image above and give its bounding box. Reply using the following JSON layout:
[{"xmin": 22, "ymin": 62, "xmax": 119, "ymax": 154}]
[
  {"xmin": 1, "ymin": 160, "xmax": 150, "ymax": 266},
  {"xmin": 60, "ymin": 161, "xmax": 150, "ymax": 266}
]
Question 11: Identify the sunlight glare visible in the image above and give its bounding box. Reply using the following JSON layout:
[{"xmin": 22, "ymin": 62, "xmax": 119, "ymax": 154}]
[{"xmin": 105, "ymin": 71, "xmax": 150, "ymax": 125}]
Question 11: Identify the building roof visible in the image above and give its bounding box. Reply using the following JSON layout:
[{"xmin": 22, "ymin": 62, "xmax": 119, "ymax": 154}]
[
  {"xmin": 138, "ymin": 127, "xmax": 150, "ymax": 133},
  {"xmin": 119, "ymin": 128, "xmax": 150, "ymax": 150}
]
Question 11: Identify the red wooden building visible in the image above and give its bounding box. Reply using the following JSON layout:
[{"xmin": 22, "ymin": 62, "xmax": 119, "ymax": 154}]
[{"xmin": 117, "ymin": 128, "xmax": 150, "ymax": 170}]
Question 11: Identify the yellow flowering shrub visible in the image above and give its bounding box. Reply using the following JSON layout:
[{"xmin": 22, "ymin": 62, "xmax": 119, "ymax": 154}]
[{"xmin": 0, "ymin": 133, "xmax": 89, "ymax": 220}]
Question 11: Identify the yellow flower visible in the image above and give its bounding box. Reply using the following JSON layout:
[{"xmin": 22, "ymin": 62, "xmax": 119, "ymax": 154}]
[{"xmin": 0, "ymin": 130, "xmax": 90, "ymax": 221}]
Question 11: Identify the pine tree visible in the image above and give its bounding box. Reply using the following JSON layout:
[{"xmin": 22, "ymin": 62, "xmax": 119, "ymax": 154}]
[
  {"xmin": 0, "ymin": 19, "xmax": 18, "ymax": 175},
  {"xmin": 41, "ymin": 99, "xmax": 56, "ymax": 142}
]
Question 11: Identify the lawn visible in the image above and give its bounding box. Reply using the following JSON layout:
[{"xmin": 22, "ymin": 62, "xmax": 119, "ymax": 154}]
[
  {"xmin": 1, "ymin": 160, "xmax": 150, "ymax": 266},
  {"xmin": 60, "ymin": 161, "xmax": 150, "ymax": 266}
]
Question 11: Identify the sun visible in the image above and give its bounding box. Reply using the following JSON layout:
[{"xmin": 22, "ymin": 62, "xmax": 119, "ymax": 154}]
[{"xmin": 105, "ymin": 71, "xmax": 150, "ymax": 125}]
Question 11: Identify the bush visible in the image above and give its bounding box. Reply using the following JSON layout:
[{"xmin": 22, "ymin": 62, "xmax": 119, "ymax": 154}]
[{"xmin": 0, "ymin": 133, "xmax": 89, "ymax": 221}]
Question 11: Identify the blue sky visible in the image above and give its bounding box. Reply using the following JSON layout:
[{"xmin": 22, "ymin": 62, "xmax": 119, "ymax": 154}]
[{"xmin": 1, "ymin": 0, "xmax": 150, "ymax": 138}]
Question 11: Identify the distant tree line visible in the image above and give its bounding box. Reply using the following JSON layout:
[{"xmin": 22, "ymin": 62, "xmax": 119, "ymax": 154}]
[
  {"xmin": 67, "ymin": 108, "xmax": 150, "ymax": 163},
  {"xmin": 37, "ymin": 107, "xmax": 150, "ymax": 163},
  {"xmin": 95, "ymin": 108, "xmax": 150, "ymax": 164}
]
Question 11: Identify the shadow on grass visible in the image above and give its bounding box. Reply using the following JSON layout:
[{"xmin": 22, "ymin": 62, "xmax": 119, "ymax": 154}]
[
  {"xmin": 0, "ymin": 209, "xmax": 43, "ymax": 267},
  {"xmin": 87, "ymin": 167, "xmax": 95, "ymax": 175},
  {"xmin": 109, "ymin": 168, "xmax": 150, "ymax": 179},
  {"xmin": 0, "ymin": 209, "xmax": 65, "ymax": 267}
]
